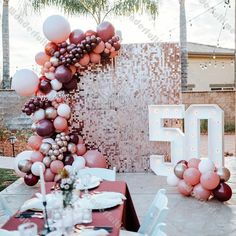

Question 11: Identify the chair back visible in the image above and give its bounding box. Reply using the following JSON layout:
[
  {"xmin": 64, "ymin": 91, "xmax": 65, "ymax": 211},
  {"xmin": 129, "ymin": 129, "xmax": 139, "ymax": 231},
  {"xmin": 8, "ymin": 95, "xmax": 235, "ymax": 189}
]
[
  {"xmin": 152, "ymin": 223, "xmax": 167, "ymax": 236},
  {"xmin": 78, "ymin": 167, "xmax": 116, "ymax": 181},
  {"xmin": 138, "ymin": 189, "xmax": 168, "ymax": 235},
  {"xmin": 0, "ymin": 195, "xmax": 12, "ymax": 219}
]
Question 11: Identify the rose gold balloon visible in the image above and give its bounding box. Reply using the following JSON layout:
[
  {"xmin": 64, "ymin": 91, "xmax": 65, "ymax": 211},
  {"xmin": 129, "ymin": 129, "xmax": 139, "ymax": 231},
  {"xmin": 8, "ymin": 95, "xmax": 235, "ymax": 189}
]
[
  {"xmin": 177, "ymin": 180, "xmax": 193, "ymax": 196},
  {"xmin": 53, "ymin": 116, "xmax": 68, "ymax": 131},
  {"xmin": 93, "ymin": 41, "xmax": 105, "ymax": 54},
  {"xmin": 216, "ymin": 167, "xmax": 231, "ymax": 182},
  {"xmin": 84, "ymin": 150, "xmax": 107, "ymax": 168},
  {"xmin": 44, "ymin": 168, "xmax": 55, "ymax": 182},
  {"xmin": 50, "ymin": 160, "xmax": 64, "ymax": 174},
  {"xmin": 192, "ymin": 184, "xmax": 211, "ymax": 201},
  {"xmin": 35, "ymin": 52, "xmax": 50, "ymax": 66},
  {"xmin": 174, "ymin": 163, "xmax": 188, "ymax": 179},
  {"xmin": 45, "ymin": 42, "xmax": 58, "ymax": 56},
  {"xmin": 90, "ymin": 53, "xmax": 101, "ymax": 64},
  {"xmin": 200, "ymin": 171, "xmax": 220, "ymax": 190},
  {"xmin": 188, "ymin": 158, "xmax": 201, "ymax": 169},
  {"xmin": 79, "ymin": 54, "xmax": 90, "ymax": 66},
  {"xmin": 28, "ymin": 135, "xmax": 43, "ymax": 150},
  {"xmin": 31, "ymin": 151, "xmax": 44, "ymax": 163},
  {"xmin": 183, "ymin": 167, "xmax": 201, "ymax": 186},
  {"xmin": 76, "ymin": 144, "xmax": 87, "ymax": 156}
]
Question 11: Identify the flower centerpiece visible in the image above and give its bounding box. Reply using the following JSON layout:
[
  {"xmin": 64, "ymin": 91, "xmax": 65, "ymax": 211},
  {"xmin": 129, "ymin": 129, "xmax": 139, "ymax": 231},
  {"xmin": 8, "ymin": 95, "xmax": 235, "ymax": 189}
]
[{"xmin": 58, "ymin": 168, "xmax": 76, "ymax": 208}]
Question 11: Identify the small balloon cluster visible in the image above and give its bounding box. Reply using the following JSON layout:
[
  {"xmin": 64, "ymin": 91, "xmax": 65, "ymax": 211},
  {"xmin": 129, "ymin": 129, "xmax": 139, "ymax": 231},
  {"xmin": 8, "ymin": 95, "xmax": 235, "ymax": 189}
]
[
  {"xmin": 12, "ymin": 15, "xmax": 116, "ymax": 186},
  {"xmin": 167, "ymin": 158, "xmax": 232, "ymax": 202}
]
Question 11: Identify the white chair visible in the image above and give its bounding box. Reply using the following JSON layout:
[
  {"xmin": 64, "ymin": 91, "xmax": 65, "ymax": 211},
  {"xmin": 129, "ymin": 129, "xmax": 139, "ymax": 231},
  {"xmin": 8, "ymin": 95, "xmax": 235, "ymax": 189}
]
[
  {"xmin": 78, "ymin": 167, "xmax": 116, "ymax": 181},
  {"xmin": 120, "ymin": 189, "xmax": 168, "ymax": 236},
  {"xmin": 0, "ymin": 195, "xmax": 12, "ymax": 226}
]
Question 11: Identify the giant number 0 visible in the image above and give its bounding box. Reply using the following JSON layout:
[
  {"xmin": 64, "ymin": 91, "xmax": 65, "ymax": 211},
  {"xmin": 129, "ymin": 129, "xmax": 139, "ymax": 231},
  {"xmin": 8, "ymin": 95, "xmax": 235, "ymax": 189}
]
[{"xmin": 149, "ymin": 104, "xmax": 224, "ymax": 176}]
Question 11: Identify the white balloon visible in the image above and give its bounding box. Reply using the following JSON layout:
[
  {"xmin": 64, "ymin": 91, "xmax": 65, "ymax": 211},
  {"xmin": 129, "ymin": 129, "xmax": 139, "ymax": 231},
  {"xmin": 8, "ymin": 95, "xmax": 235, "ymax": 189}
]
[
  {"xmin": 167, "ymin": 173, "xmax": 180, "ymax": 187},
  {"xmin": 43, "ymin": 15, "xmax": 71, "ymax": 43},
  {"xmin": 198, "ymin": 158, "xmax": 215, "ymax": 174},
  {"xmin": 31, "ymin": 162, "xmax": 46, "ymax": 176},
  {"xmin": 51, "ymin": 79, "xmax": 63, "ymax": 91},
  {"xmin": 32, "ymin": 109, "xmax": 45, "ymax": 122},
  {"xmin": 57, "ymin": 103, "xmax": 71, "ymax": 118},
  {"xmin": 47, "ymin": 90, "xmax": 58, "ymax": 101},
  {"xmin": 72, "ymin": 157, "xmax": 86, "ymax": 172},
  {"xmin": 45, "ymin": 72, "xmax": 56, "ymax": 80},
  {"xmin": 12, "ymin": 69, "xmax": 39, "ymax": 97},
  {"xmin": 14, "ymin": 151, "xmax": 33, "ymax": 177}
]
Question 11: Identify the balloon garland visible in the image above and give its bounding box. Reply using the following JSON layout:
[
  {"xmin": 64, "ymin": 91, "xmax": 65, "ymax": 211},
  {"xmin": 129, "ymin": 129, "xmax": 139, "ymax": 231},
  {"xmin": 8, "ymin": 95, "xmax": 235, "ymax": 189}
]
[
  {"xmin": 167, "ymin": 158, "xmax": 232, "ymax": 202},
  {"xmin": 12, "ymin": 15, "xmax": 120, "ymax": 186}
]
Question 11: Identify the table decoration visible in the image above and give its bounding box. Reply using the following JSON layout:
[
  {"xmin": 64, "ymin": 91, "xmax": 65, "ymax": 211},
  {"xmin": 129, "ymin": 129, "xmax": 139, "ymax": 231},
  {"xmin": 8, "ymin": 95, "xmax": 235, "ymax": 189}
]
[{"xmin": 11, "ymin": 15, "xmax": 120, "ymax": 186}]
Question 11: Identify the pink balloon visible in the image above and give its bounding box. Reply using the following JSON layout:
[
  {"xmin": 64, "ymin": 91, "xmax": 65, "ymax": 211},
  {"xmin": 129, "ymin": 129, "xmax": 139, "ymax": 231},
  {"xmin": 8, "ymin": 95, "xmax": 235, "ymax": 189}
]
[
  {"xmin": 43, "ymin": 15, "xmax": 71, "ymax": 43},
  {"xmin": 90, "ymin": 53, "xmax": 101, "ymax": 64},
  {"xmin": 53, "ymin": 116, "xmax": 68, "ymax": 131},
  {"xmin": 200, "ymin": 171, "xmax": 220, "ymax": 190},
  {"xmin": 192, "ymin": 184, "xmax": 211, "ymax": 201},
  {"xmin": 83, "ymin": 150, "xmax": 107, "ymax": 168},
  {"xmin": 31, "ymin": 151, "xmax": 44, "ymax": 163},
  {"xmin": 28, "ymin": 135, "xmax": 43, "ymax": 150},
  {"xmin": 183, "ymin": 168, "xmax": 201, "ymax": 186},
  {"xmin": 50, "ymin": 160, "xmax": 64, "ymax": 174},
  {"xmin": 109, "ymin": 51, "xmax": 119, "ymax": 58},
  {"xmin": 188, "ymin": 158, "xmax": 201, "ymax": 169},
  {"xmin": 76, "ymin": 144, "xmax": 87, "ymax": 156},
  {"xmin": 79, "ymin": 54, "xmax": 90, "ymax": 66},
  {"xmin": 54, "ymin": 174, "xmax": 61, "ymax": 182},
  {"xmin": 93, "ymin": 41, "xmax": 105, "ymax": 54},
  {"xmin": 177, "ymin": 180, "xmax": 193, "ymax": 196},
  {"xmin": 44, "ymin": 168, "xmax": 55, "ymax": 182},
  {"xmin": 35, "ymin": 52, "xmax": 50, "ymax": 66},
  {"xmin": 12, "ymin": 69, "xmax": 39, "ymax": 97}
]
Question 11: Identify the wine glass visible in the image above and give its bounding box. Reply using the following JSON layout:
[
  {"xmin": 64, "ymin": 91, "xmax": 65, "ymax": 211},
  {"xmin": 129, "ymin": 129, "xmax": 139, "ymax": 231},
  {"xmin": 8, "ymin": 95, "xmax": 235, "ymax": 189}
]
[{"xmin": 80, "ymin": 173, "xmax": 91, "ymax": 197}]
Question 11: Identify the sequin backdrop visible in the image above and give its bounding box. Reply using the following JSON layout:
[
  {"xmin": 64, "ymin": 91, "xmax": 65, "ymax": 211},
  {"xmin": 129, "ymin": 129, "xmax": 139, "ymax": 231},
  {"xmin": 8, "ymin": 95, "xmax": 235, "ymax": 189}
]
[{"xmin": 69, "ymin": 43, "xmax": 181, "ymax": 172}]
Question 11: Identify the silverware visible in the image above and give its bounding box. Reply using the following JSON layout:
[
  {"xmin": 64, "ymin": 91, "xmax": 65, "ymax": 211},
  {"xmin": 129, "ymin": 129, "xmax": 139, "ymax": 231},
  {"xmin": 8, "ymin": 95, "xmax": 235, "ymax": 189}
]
[
  {"xmin": 15, "ymin": 212, "xmax": 44, "ymax": 219},
  {"xmin": 75, "ymin": 224, "xmax": 113, "ymax": 233}
]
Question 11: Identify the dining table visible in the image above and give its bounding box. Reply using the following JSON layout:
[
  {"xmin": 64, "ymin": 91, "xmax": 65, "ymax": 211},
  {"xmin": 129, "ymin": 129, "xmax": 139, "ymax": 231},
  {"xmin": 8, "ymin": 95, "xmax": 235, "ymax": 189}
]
[{"xmin": 1, "ymin": 181, "xmax": 140, "ymax": 236}]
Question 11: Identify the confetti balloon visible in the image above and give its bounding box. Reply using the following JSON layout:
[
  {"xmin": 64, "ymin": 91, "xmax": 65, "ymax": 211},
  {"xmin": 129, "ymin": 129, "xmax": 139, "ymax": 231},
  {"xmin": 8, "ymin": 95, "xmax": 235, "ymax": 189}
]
[
  {"xmin": 200, "ymin": 171, "xmax": 220, "ymax": 190},
  {"xmin": 212, "ymin": 182, "xmax": 232, "ymax": 202},
  {"xmin": 192, "ymin": 184, "xmax": 211, "ymax": 201},
  {"xmin": 43, "ymin": 15, "xmax": 71, "ymax": 43}
]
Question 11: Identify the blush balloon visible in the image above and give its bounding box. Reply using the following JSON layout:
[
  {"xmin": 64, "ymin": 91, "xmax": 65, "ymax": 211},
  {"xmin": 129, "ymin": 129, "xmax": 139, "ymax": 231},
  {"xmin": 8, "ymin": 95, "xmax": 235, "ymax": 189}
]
[
  {"xmin": 192, "ymin": 184, "xmax": 211, "ymax": 201},
  {"xmin": 50, "ymin": 160, "xmax": 64, "ymax": 174},
  {"xmin": 55, "ymin": 65, "xmax": 72, "ymax": 83},
  {"xmin": 200, "ymin": 171, "xmax": 220, "ymax": 190},
  {"xmin": 79, "ymin": 54, "xmax": 90, "ymax": 66},
  {"xmin": 24, "ymin": 173, "xmax": 39, "ymax": 186},
  {"xmin": 28, "ymin": 135, "xmax": 43, "ymax": 150},
  {"xmin": 35, "ymin": 52, "xmax": 50, "ymax": 65},
  {"xmin": 97, "ymin": 21, "xmax": 115, "ymax": 42},
  {"xmin": 76, "ymin": 144, "xmax": 87, "ymax": 156},
  {"xmin": 53, "ymin": 116, "xmax": 68, "ymax": 131},
  {"xmin": 183, "ymin": 168, "xmax": 201, "ymax": 186},
  {"xmin": 212, "ymin": 182, "xmax": 232, "ymax": 202},
  {"xmin": 44, "ymin": 168, "xmax": 55, "ymax": 182},
  {"xmin": 90, "ymin": 53, "xmax": 101, "ymax": 64},
  {"xmin": 84, "ymin": 150, "xmax": 107, "ymax": 168},
  {"xmin": 109, "ymin": 51, "xmax": 119, "ymax": 58},
  {"xmin": 188, "ymin": 158, "xmax": 201, "ymax": 169},
  {"xmin": 93, "ymin": 41, "xmax": 105, "ymax": 54},
  {"xmin": 31, "ymin": 151, "xmax": 44, "ymax": 163},
  {"xmin": 36, "ymin": 119, "xmax": 55, "ymax": 138},
  {"xmin": 177, "ymin": 180, "xmax": 193, "ymax": 196},
  {"xmin": 69, "ymin": 29, "xmax": 85, "ymax": 44}
]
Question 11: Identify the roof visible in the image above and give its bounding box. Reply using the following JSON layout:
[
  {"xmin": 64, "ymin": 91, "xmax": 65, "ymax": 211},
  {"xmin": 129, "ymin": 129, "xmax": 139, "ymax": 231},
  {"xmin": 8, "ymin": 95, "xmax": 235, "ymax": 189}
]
[{"xmin": 187, "ymin": 42, "xmax": 234, "ymax": 56}]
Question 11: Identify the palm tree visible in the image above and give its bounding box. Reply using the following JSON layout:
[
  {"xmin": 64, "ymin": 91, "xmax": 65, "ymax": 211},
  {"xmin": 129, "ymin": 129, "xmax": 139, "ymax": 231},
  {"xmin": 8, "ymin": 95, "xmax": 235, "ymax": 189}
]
[
  {"xmin": 1, "ymin": 0, "xmax": 10, "ymax": 89},
  {"xmin": 179, "ymin": 0, "xmax": 188, "ymax": 91},
  {"xmin": 23, "ymin": 0, "xmax": 159, "ymax": 24}
]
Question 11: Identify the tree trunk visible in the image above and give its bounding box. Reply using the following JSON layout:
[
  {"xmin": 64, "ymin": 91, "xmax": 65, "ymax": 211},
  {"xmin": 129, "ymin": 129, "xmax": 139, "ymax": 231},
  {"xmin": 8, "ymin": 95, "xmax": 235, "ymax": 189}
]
[
  {"xmin": 179, "ymin": 0, "xmax": 188, "ymax": 91},
  {"xmin": 1, "ymin": 0, "xmax": 10, "ymax": 89}
]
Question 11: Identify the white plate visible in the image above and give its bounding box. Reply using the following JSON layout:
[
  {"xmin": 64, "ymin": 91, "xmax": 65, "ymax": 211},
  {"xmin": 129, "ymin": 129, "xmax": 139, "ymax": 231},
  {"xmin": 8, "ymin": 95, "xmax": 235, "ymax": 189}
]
[{"xmin": 76, "ymin": 181, "xmax": 100, "ymax": 190}]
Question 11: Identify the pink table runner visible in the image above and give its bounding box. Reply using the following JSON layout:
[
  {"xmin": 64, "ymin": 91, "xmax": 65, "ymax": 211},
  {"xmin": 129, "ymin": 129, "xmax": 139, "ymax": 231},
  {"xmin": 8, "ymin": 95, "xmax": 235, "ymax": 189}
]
[{"xmin": 2, "ymin": 181, "xmax": 140, "ymax": 236}]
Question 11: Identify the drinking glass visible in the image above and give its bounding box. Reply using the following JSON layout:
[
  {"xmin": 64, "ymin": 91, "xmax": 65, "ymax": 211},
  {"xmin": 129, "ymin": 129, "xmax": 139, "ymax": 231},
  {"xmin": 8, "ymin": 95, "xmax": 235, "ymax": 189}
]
[
  {"xmin": 82, "ymin": 208, "xmax": 92, "ymax": 223},
  {"xmin": 18, "ymin": 222, "xmax": 38, "ymax": 236},
  {"xmin": 80, "ymin": 173, "xmax": 91, "ymax": 196}
]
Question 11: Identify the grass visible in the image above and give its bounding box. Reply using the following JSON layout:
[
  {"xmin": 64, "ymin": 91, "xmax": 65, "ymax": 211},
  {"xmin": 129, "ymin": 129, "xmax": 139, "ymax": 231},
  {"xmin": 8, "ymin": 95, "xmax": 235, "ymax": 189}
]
[{"xmin": 0, "ymin": 169, "xmax": 18, "ymax": 192}]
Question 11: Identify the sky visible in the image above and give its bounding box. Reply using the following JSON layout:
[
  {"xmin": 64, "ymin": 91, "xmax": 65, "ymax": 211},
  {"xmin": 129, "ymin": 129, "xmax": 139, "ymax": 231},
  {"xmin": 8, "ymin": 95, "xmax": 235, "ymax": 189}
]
[{"xmin": 0, "ymin": 0, "xmax": 235, "ymax": 76}]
